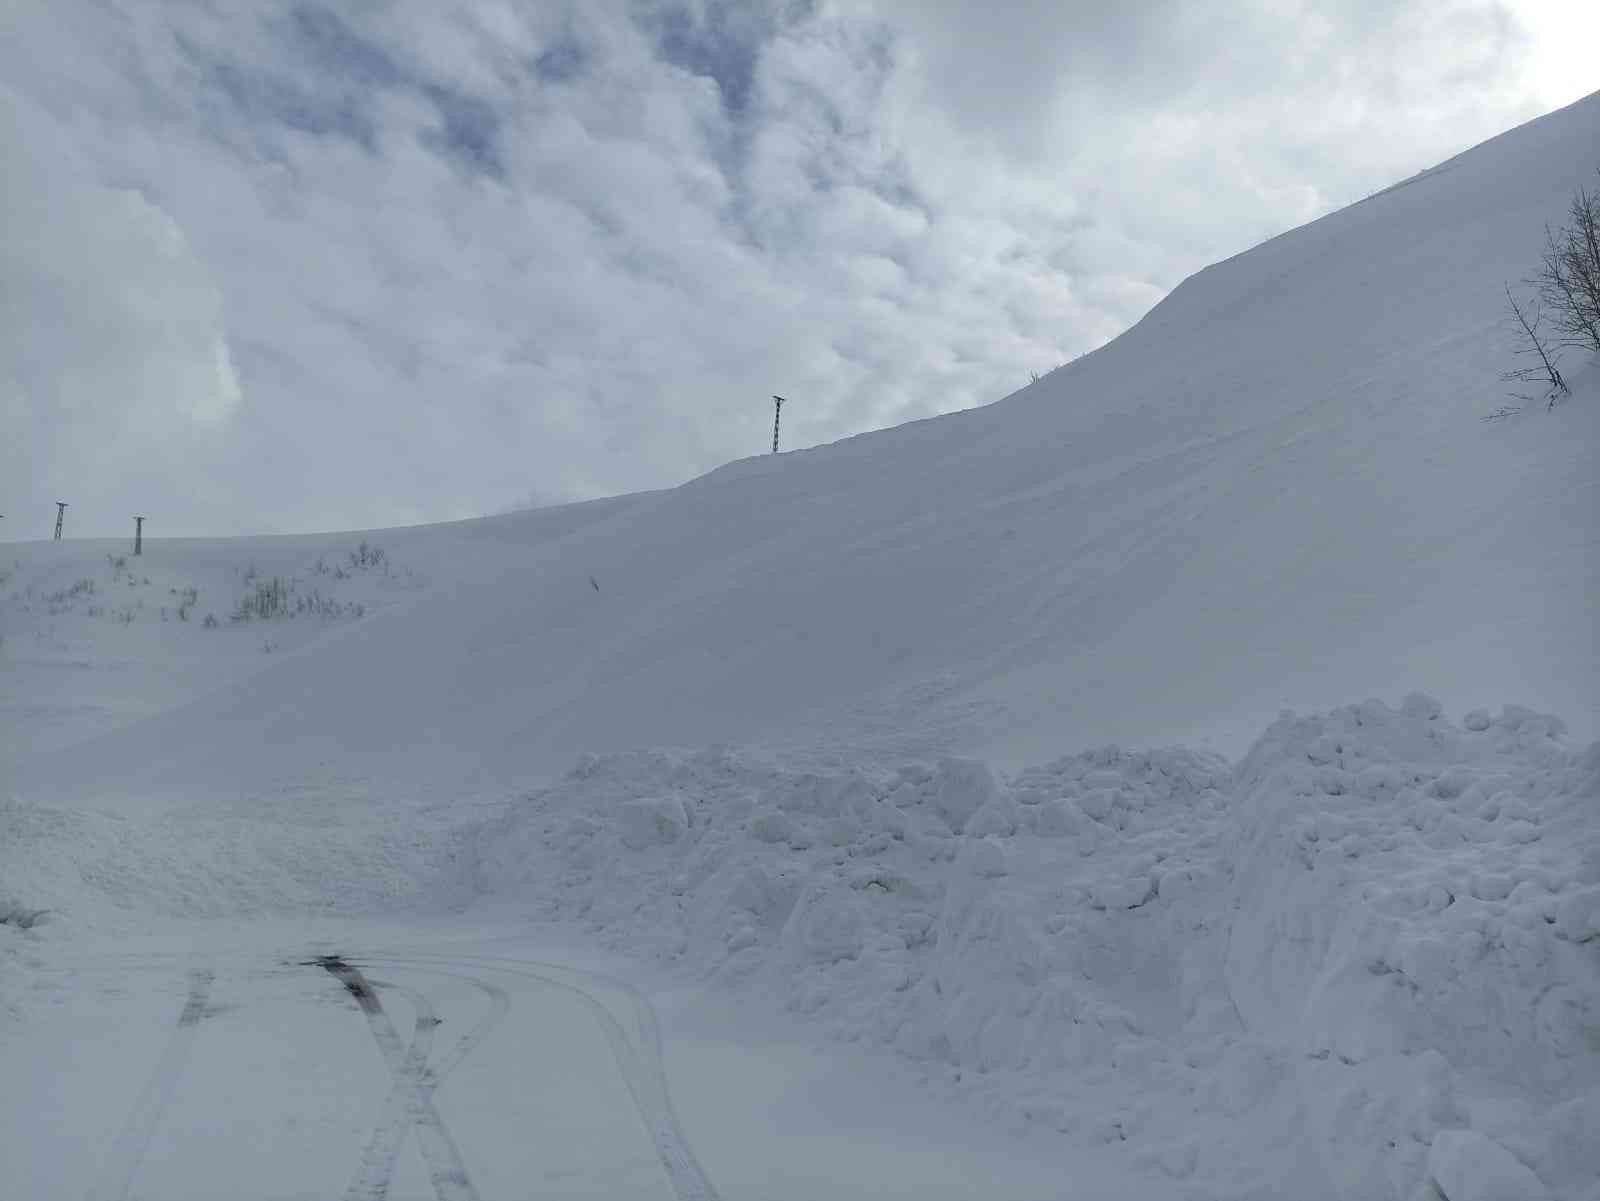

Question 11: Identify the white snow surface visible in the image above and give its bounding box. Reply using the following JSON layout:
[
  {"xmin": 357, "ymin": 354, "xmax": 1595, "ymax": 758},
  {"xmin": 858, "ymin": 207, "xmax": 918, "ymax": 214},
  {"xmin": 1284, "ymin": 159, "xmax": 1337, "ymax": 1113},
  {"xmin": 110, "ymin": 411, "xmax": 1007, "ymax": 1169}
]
[
  {"xmin": 3, "ymin": 93, "xmax": 1598, "ymax": 1200},
  {"xmin": 4, "ymin": 697, "xmax": 1596, "ymax": 1198}
]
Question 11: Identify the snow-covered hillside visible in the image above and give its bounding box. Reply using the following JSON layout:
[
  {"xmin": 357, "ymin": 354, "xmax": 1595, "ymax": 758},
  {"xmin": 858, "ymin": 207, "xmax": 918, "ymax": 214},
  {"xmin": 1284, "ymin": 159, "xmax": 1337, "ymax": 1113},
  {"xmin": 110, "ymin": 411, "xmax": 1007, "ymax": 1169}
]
[
  {"xmin": 10, "ymin": 95, "xmax": 1598, "ymax": 811},
  {"xmin": 2, "ymin": 93, "xmax": 1597, "ymax": 1201}
]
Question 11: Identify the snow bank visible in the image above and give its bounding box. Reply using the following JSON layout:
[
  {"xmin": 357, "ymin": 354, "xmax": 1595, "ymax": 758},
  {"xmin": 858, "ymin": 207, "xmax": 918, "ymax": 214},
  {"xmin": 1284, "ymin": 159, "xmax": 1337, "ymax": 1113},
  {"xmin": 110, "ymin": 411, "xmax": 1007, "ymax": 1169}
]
[
  {"xmin": 1224, "ymin": 700, "xmax": 1600, "ymax": 1200},
  {"xmin": 477, "ymin": 697, "xmax": 1599, "ymax": 1200}
]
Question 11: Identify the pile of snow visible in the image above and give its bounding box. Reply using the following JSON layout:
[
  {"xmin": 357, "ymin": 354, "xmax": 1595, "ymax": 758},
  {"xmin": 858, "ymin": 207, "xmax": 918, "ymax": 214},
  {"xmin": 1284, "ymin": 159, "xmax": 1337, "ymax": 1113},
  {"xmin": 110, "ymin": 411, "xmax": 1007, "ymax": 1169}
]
[{"xmin": 477, "ymin": 696, "xmax": 1599, "ymax": 1200}]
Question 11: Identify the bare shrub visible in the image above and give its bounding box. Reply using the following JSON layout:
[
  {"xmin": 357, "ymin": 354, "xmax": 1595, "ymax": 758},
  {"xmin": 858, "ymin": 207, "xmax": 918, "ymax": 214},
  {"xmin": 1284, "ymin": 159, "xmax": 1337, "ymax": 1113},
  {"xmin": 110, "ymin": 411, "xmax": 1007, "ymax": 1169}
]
[
  {"xmin": 1497, "ymin": 285, "xmax": 1569, "ymax": 416},
  {"xmin": 170, "ymin": 586, "xmax": 198, "ymax": 621},
  {"xmin": 1532, "ymin": 171, "xmax": 1600, "ymax": 354},
  {"xmin": 46, "ymin": 578, "xmax": 95, "ymax": 613},
  {"xmin": 1495, "ymin": 171, "xmax": 1599, "ymax": 419},
  {"xmin": 230, "ymin": 574, "xmax": 366, "ymax": 623},
  {"xmin": 233, "ymin": 576, "xmax": 289, "ymax": 622}
]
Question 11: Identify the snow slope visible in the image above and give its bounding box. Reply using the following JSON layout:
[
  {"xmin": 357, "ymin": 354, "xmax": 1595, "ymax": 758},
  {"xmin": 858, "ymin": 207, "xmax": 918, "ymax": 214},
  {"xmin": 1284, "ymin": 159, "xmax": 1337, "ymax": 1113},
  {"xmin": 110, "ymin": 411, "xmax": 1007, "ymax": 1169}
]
[
  {"xmin": 9, "ymin": 93, "xmax": 1598, "ymax": 811},
  {"xmin": 0, "ymin": 493, "xmax": 647, "ymax": 763}
]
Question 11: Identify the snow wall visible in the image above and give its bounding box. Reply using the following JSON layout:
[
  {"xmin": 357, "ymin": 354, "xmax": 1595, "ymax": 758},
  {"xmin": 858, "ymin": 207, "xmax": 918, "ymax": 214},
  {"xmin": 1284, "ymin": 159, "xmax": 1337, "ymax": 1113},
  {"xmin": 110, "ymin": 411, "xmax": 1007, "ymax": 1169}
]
[{"xmin": 472, "ymin": 697, "xmax": 1599, "ymax": 1201}]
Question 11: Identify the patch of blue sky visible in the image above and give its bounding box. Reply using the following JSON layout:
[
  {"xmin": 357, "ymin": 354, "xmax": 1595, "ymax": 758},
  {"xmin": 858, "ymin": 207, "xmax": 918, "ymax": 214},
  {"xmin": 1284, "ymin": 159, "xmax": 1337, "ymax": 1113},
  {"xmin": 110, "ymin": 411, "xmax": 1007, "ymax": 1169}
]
[
  {"xmin": 284, "ymin": 5, "xmax": 404, "ymax": 90},
  {"xmin": 192, "ymin": 4, "xmax": 505, "ymax": 176},
  {"xmin": 419, "ymin": 85, "xmax": 505, "ymax": 179},
  {"xmin": 635, "ymin": 0, "xmax": 814, "ymax": 119},
  {"xmin": 532, "ymin": 35, "xmax": 587, "ymax": 85},
  {"xmin": 203, "ymin": 57, "xmax": 378, "ymax": 150}
]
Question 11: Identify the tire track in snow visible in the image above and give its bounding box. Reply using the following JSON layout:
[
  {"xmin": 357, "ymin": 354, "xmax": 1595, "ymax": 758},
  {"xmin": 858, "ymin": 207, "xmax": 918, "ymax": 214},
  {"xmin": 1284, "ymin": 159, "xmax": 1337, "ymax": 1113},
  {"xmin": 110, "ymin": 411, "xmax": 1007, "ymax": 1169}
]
[
  {"xmin": 313, "ymin": 956, "xmax": 481, "ymax": 1201},
  {"xmin": 342, "ymin": 979, "xmax": 441, "ymax": 1201},
  {"xmin": 361, "ymin": 949, "xmax": 720, "ymax": 1201},
  {"xmin": 420, "ymin": 972, "xmax": 510, "ymax": 1087},
  {"xmin": 343, "ymin": 967, "xmax": 509, "ymax": 1201},
  {"xmin": 83, "ymin": 963, "xmax": 214, "ymax": 1201}
]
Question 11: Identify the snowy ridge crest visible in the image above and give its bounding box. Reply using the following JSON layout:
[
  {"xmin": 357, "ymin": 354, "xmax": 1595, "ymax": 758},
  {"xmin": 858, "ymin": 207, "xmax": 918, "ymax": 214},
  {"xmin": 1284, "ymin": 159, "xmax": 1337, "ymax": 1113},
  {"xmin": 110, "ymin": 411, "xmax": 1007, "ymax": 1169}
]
[{"xmin": 478, "ymin": 696, "xmax": 1599, "ymax": 1201}]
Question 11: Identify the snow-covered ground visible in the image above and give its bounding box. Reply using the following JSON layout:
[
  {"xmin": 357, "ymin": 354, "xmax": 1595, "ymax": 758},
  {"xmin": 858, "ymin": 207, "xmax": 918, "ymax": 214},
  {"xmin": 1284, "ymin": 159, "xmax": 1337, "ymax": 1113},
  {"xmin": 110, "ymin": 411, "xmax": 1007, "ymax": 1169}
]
[
  {"xmin": 4, "ymin": 696, "xmax": 1594, "ymax": 1199},
  {"xmin": 3, "ymin": 94, "xmax": 1597, "ymax": 1200}
]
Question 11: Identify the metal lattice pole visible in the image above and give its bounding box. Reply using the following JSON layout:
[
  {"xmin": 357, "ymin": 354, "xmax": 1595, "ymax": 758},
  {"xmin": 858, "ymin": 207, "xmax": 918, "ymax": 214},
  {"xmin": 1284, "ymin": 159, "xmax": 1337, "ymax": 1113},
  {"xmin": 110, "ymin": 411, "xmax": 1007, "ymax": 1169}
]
[
  {"xmin": 134, "ymin": 516, "xmax": 145, "ymax": 556},
  {"xmin": 771, "ymin": 395, "xmax": 785, "ymax": 454},
  {"xmin": 54, "ymin": 501, "xmax": 67, "ymax": 541}
]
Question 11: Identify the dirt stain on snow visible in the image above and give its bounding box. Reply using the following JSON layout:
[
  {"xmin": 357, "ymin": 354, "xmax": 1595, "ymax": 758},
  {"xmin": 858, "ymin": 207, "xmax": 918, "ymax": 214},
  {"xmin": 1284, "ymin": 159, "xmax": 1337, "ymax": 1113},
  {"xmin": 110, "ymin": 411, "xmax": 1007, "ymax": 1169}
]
[{"xmin": 306, "ymin": 954, "xmax": 382, "ymax": 1014}]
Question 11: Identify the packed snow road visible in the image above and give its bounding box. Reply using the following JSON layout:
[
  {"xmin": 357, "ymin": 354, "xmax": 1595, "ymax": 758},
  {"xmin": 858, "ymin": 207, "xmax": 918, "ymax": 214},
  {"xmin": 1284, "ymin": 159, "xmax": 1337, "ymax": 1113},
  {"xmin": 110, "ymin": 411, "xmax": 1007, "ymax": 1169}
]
[
  {"xmin": 6, "ymin": 933, "xmax": 707, "ymax": 1201},
  {"xmin": 5, "ymin": 921, "xmax": 1155, "ymax": 1201}
]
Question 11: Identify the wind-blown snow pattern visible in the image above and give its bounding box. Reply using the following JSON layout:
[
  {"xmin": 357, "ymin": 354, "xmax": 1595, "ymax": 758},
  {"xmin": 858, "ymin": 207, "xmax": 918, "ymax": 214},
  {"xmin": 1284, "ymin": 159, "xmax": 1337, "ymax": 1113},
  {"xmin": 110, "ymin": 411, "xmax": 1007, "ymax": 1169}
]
[{"xmin": 2, "ymin": 93, "xmax": 1597, "ymax": 1201}]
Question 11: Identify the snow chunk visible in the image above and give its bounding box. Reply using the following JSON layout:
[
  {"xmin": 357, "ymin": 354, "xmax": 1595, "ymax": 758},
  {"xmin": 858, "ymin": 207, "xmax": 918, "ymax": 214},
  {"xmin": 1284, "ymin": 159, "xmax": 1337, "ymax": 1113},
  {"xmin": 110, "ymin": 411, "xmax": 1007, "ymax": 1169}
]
[
  {"xmin": 748, "ymin": 809, "xmax": 794, "ymax": 844},
  {"xmin": 1428, "ymin": 1130, "xmax": 1548, "ymax": 1201},
  {"xmin": 1029, "ymin": 799, "xmax": 1084, "ymax": 838},
  {"xmin": 1090, "ymin": 874, "xmax": 1155, "ymax": 910},
  {"xmin": 786, "ymin": 892, "xmax": 863, "ymax": 964},
  {"xmin": 728, "ymin": 865, "xmax": 800, "ymax": 928},
  {"xmin": 929, "ymin": 758, "xmax": 999, "ymax": 833},
  {"xmin": 1402, "ymin": 692, "xmax": 1444, "ymax": 720},
  {"xmin": 1469, "ymin": 873, "xmax": 1515, "ymax": 902},
  {"xmin": 616, "ymin": 795, "xmax": 689, "ymax": 850},
  {"xmin": 963, "ymin": 837, "xmax": 1009, "ymax": 878},
  {"xmin": 965, "ymin": 799, "xmax": 1018, "ymax": 838},
  {"xmin": 1554, "ymin": 886, "xmax": 1600, "ymax": 943},
  {"xmin": 1077, "ymin": 788, "xmax": 1117, "ymax": 822}
]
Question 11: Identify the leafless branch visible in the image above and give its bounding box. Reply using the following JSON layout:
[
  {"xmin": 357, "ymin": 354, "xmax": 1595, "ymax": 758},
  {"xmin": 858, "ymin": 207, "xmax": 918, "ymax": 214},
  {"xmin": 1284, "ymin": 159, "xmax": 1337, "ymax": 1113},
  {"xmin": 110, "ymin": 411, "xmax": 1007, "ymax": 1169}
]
[
  {"xmin": 1501, "ymin": 284, "xmax": 1570, "ymax": 411},
  {"xmin": 1531, "ymin": 172, "xmax": 1600, "ymax": 354}
]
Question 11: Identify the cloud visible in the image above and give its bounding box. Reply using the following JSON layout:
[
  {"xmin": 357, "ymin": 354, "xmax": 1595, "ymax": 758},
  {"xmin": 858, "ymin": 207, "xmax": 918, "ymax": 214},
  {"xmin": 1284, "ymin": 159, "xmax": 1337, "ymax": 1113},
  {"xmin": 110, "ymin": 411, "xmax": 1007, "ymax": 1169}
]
[
  {"xmin": 867, "ymin": 0, "xmax": 1540, "ymax": 250},
  {"xmin": 1, "ymin": 83, "xmax": 242, "ymax": 536},
  {"xmin": 0, "ymin": 0, "xmax": 1582, "ymax": 536}
]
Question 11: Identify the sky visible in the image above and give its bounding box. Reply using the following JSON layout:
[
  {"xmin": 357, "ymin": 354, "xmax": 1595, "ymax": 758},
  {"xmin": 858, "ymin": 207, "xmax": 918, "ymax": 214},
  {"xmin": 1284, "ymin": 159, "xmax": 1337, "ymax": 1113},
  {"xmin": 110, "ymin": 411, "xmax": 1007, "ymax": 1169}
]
[{"xmin": 3, "ymin": 1, "xmax": 1596, "ymax": 539}]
